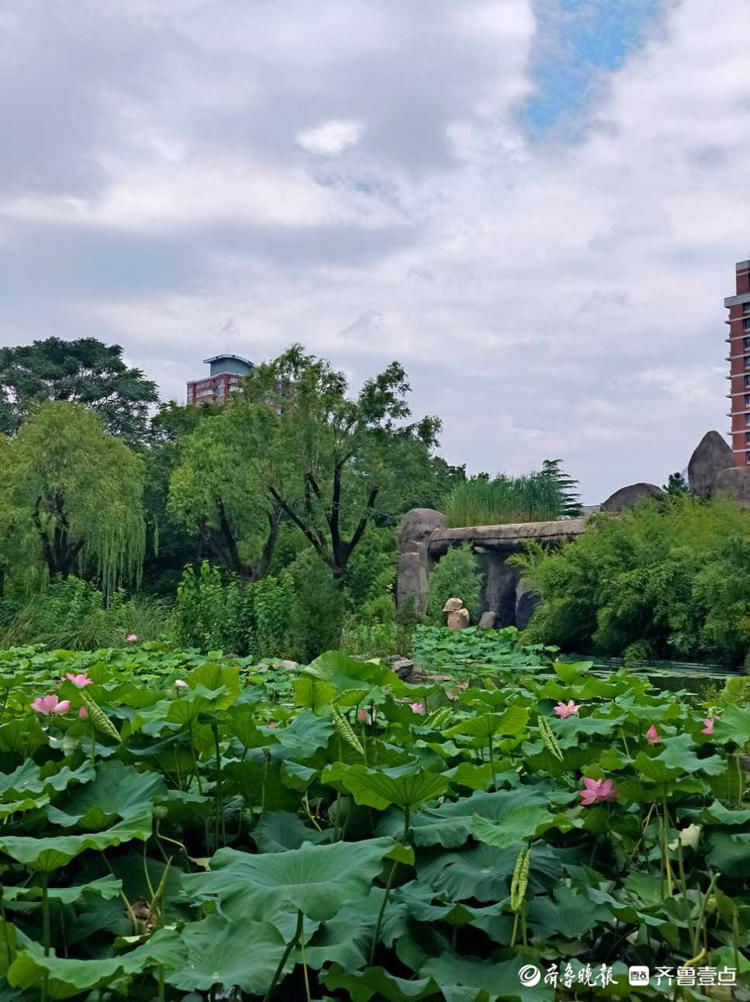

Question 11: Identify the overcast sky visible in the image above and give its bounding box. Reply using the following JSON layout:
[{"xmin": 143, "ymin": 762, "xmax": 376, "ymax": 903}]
[{"xmin": 1, "ymin": 0, "xmax": 748, "ymax": 502}]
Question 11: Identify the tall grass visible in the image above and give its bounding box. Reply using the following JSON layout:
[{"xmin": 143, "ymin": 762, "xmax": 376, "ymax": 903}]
[
  {"xmin": 0, "ymin": 576, "xmax": 169, "ymax": 649},
  {"xmin": 444, "ymin": 473, "xmax": 566, "ymax": 527}
]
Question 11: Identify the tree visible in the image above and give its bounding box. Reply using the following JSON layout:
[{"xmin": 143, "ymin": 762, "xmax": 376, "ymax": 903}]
[
  {"xmin": 168, "ymin": 402, "xmax": 282, "ymax": 582},
  {"xmin": 663, "ymin": 471, "xmax": 689, "ymax": 497},
  {"xmin": 140, "ymin": 401, "xmax": 223, "ymax": 590},
  {"xmin": 169, "ymin": 346, "xmax": 441, "ymax": 582},
  {"xmin": 0, "ymin": 337, "xmax": 158, "ymax": 442},
  {"xmin": 0, "ymin": 402, "xmax": 146, "ymax": 584},
  {"xmin": 239, "ymin": 346, "xmax": 441, "ymax": 580},
  {"xmin": 541, "ymin": 459, "xmax": 584, "ymax": 517}
]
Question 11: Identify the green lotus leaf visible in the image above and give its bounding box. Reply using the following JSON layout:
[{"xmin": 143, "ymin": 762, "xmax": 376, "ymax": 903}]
[
  {"xmin": 185, "ymin": 662, "xmax": 241, "ymax": 708},
  {"xmin": 444, "ymin": 706, "xmax": 529, "ymax": 741},
  {"xmin": 0, "ymin": 717, "xmax": 51, "ymax": 755},
  {"xmin": 45, "ymin": 761, "xmax": 166, "ymax": 829},
  {"xmin": 705, "ymin": 831, "xmax": 750, "ymax": 877},
  {"xmin": 7, "ymin": 928, "xmax": 183, "ymax": 999},
  {"xmin": 0, "ymin": 811, "xmax": 153, "ymax": 872},
  {"xmin": 253, "ymin": 811, "xmax": 330, "ymax": 852},
  {"xmin": 293, "ymin": 675, "xmax": 336, "ymax": 710},
  {"xmin": 472, "ymin": 803, "xmax": 566, "ymax": 850},
  {"xmin": 397, "ymin": 787, "xmax": 560, "ymax": 848},
  {"xmin": 182, "ymin": 837, "xmax": 394, "ymax": 921},
  {"xmin": 166, "ymin": 915, "xmax": 287, "ymax": 996},
  {"xmin": 634, "ymin": 733, "xmax": 726, "ymax": 781},
  {"xmin": 322, "ymin": 763, "xmax": 448, "ymax": 811},
  {"xmin": 304, "ymin": 651, "xmax": 408, "ymax": 701},
  {"xmin": 419, "ymin": 951, "xmax": 555, "ymax": 1002},
  {"xmin": 275, "ymin": 711, "xmax": 334, "ymax": 760},
  {"xmin": 713, "ymin": 705, "xmax": 750, "ymax": 746},
  {"xmin": 699, "ymin": 800, "xmax": 750, "ymax": 826},
  {"xmin": 1, "ymin": 874, "xmax": 122, "ymax": 905},
  {"xmin": 528, "ymin": 884, "xmax": 615, "ymax": 938},
  {"xmin": 323, "ymin": 964, "xmax": 440, "ymax": 1002}
]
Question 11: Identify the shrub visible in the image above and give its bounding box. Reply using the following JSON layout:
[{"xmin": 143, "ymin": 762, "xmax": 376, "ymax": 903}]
[
  {"xmin": 427, "ymin": 543, "xmax": 482, "ymax": 624},
  {"xmin": 522, "ymin": 496, "xmax": 750, "ymax": 664},
  {"xmin": 286, "ymin": 550, "xmax": 345, "ymax": 661},
  {"xmin": 245, "ymin": 573, "xmax": 295, "ymax": 660},
  {"xmin": 170, "ymin": 562, "xmax": 245, "ymax": 653}
]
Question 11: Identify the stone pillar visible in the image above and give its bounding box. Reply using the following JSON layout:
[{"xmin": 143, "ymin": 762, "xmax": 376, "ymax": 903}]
[
  {"xmin": 515, "ymin": 577, "xmax": 540, "ymax": 630},
  {"xmin": 485, "ymin": 554, "xmax": 518, "ymax": 627},
  {"xmin": 397, "ymin": 509, "xmax": 446, "ymax": 616}
]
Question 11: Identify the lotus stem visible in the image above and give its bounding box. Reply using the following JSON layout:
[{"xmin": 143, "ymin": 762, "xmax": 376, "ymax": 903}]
[
  {"xmin": 264, "ymin": 908, "xmax": 303, "ymax": 1002},
  {"xmin": 369, "ymin": 860, "xmax": 399, "ymax": 965}
]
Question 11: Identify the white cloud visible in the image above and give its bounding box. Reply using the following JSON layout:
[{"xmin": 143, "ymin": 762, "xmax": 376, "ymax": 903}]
[
  {"xmin": 296, "ymin": 118, "xmax": 365, "ymax": 156},
  {"xmin": 0, "ymin": 0, "xmax": 748, "ymax": 502}
]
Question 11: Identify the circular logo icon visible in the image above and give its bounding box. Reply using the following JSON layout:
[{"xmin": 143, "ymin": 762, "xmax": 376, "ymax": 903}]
[{"xmin": 518, "ymin": 964, "xmax": 542, "ymax": 987}]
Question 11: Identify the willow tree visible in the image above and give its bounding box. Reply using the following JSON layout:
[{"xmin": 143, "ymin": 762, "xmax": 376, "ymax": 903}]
[{"xmin": 0, "ymin": 402, "xmax": 146, "ymax": 585}]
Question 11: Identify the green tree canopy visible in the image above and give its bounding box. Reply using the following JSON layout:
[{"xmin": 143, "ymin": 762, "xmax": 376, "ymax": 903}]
[
  {"xmin": 0, "ymin": 337, "xmax": 158, "ymax": 442},
  {"xmin": 521, "ymin": 495, "xmax": 750, "ymax": 664},
  {"xmin": 168, "ymin": 401, "xmax": 282, "ymax": 581},
  {"xmin": 0, "ymin": 402, "xmax": 146, "ymax": 584},
  {"xmin": 169, "ymin": 345, "xmax": 441, "ymax": 581}
]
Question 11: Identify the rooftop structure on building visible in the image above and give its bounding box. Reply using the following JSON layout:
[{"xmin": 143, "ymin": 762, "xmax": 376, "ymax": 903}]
[
  {"xmin": 724, "ymin": 260, "xmax": 750, "ymax": 466},
  {"xmin": 187, "ymin": 354, "xmax": 254, "ymax": 407}
]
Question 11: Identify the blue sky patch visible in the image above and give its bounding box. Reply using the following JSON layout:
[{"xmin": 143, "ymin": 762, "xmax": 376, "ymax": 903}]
[{"xmin": 522, "ymin": 0, "xmax": 664, "ymax": 132}]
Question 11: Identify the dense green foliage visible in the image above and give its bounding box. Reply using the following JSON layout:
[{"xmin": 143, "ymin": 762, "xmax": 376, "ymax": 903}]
[
  {"xmin": 444, "ymin": 472, "xmax": 567, "ymax": 528},
  {"xmin": 0, "ymin": 647, "xmax": 747, "ymax": 1000},
  {"xmin": 170, "ymin": 346, "xmax": 442, "ymax": 584},
  {"xmin": 0, "ymin": 403, "xmax": 146, "ymax": 586},
  {"xmin": 0, "ymin": 577, "xmax": 167, "ymax": 651},
  {"xmin": 519, "ymin": 496, "xmax": 750, "ymax": 665},
  {"xmin": 427, "ymin": 544, "xmax": 483, "ymax": 624},
  {"xmin": 0, "ymin": 337, "xmax": 158, "ymax": 442}
]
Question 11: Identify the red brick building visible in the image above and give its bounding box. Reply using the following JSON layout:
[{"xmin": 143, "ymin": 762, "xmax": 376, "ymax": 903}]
[
  {"xmin": 186, "ymin": 354, "xmax": 254, "ymax": 407},
  {"xmin": 725, "ymin": 260, "xmax": 750, "ymax": 466}
]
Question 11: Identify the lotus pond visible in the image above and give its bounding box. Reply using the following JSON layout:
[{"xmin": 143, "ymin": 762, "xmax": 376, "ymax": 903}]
[{"xmin": 0, "ymin": 644, "xmax": 748, "ymax": 1001}]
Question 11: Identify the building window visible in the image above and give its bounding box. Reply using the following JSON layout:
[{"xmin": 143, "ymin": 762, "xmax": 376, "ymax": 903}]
[
  {"xmin": 745, "ymin": 337, "xmax": 750, "ymax": 351},
  {"xmin": 744, "ymin": 302, "xmax": 750, "ymax": 315},
  {"xmin": 744, "ymin": 317, "xmax": 750, "ymax": 331},
  {"xmin": 745, "ymin": 374, "xmax": 750, "ymax": 388},
  {"xmin": 746, "ymin": 393, "xmax": 750, "ymax": 408}
]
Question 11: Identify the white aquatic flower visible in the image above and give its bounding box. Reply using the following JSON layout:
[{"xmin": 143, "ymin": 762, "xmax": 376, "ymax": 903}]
[{"xmin": 173, "ymin": 679, "xmax": 188, "ymax": 691}]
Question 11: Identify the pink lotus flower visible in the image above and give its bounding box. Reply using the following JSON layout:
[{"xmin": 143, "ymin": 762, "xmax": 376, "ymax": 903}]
[
  {"xmin": 578, "ymin": 776, "xmax": 618, "ymax": 806},
  {"xmin": 409, "ymin": 702, "xmax": 425, "ymax": 715},
  {"xmin": 31, "ymin": 694, "xmax": 71, "ymax": 716},
  {"xmin": 268, "ymin": 721, "xmax": 276, "ymax": 729},
  {"xmin": 554, "ymin": 700, "xmax": 580, "ymax": 719},
  {"xmin": 65, "ymin": 673, "xmax": 93, "ymax": 688},
  {"xmin": 646, "ymin": 724, "xmax": 662, "ymax": 745},
  {"xmin": 126, "ymin": 634, "xmax": 138, "ymax": 643},
  {"xmin": 358, "ymin": 708, "xmax": 372, "ymax": 724},
  {"xmin": 701, "ymin": 717, "xmax": 717, "ymax": 735},
  {"xmin": 78, "ymin": 706, "xmax": 88, "ymax": 719}
]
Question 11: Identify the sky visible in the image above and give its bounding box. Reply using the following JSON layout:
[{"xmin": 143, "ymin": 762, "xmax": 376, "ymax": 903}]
[{"xmin": 0, "ymin": 0, "xmax": 748, "ymax": 503}]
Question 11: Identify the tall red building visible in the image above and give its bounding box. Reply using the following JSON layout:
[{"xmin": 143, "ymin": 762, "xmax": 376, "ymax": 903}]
[
  {"xmin": 725, "ymin": 259, "xmax": 750, "ymax": 466},
  {"xmin": 186, "ymin": 354, "xmax": 254, "ymax": 407}
]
